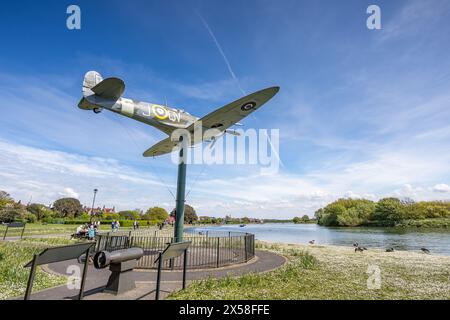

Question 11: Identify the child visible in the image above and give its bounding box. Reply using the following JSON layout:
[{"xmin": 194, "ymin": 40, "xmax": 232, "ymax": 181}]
[{"xmin": 88, "ymin": 225, "xmax": 95, "ymax": 240}]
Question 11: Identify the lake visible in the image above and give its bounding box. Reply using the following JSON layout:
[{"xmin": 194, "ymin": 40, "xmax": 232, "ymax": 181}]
[{"xmin": 186, "ymin": 223, "xmax": 450, "ymax": 256}]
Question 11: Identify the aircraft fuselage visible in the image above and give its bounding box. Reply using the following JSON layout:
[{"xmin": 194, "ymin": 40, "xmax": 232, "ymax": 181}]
[{"xmin": 80, "ymin": 95, "xmax": 198, "ymax": 135}]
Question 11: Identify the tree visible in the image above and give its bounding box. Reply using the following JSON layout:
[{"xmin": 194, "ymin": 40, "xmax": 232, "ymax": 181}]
[
  {"xmin": 337, "ymin": 207, "xmax": 363, "ymax": 227},
  {"xmin": 118, "ymin": 210, "xmax": 139, "ymax": 220},
  {"xmin": 320, "ymin": 203, "xmax": 346, "ymax": 226},
  {"xmin": 293, "ymin": 217, "xmax": 301, "ymax": 224},
  {"xmin": 23, "ymin": 212, "xmax": 37, "ymax": 223},
  {"xmin": 241, "ymin": 217, "xmax": 250, "ymax": 224},
  {"xmin": 171, "ymin": 204, "xmax": 198, "ymax": 224},
  {"xmin": 184, "ymin": 204, "xmax": 198, "ymax": 224},
  {"xmin": 0, "ymin": 207, "xmax": 22, "ymax": 223},
  {"xmin": 314, "ymin": 208, "xmax": 324, "ymax": 221},
  {"xmin": 374, "ymin": 198, "xmax": 404, "ymax": 222},
  {"xmin": 27, "ymin": 203, "xmax": 53, "ymax": 221},
  {"xmin": 0, "ymin": 191, "xmax": 13, "ymax": 210},
  {"xmin": 301, "ymin": 215, "xmax": 310, "ymax": 222},
  {"xmin": 144, "ymin": 207, "xmax": 169, "ymax": 224},
  {"xmin": 52, "ymin": 198, "xmax": 83, "ymax": 218}
]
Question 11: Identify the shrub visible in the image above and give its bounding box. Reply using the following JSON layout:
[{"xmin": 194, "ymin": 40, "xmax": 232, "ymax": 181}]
[
  {"xmin": 102, "ymin": 213, "xmax": 120, "ymax": 221},
  {"xmin": 26, "ymin": 203, "xmax": 54, "ymax": 221},
  {"xmin": 118, "ymin": 210, "xmax": 139, "ymax": 220},
  {"xmin": 0, "ymin": 207, "xmax": 23, "ymax": 223},
  {"xmin": 79, "ymin": 213, "xmax": 91, "ymax": 221},
  {"xmin": 23, "ymin": 213, "xmax": 37, "ymax": 223}
]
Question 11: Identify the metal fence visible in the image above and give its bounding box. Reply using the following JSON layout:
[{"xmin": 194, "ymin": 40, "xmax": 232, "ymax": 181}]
[{"xmin": 93, "ymin": 231, "xmax": 255, "ymax": 270}]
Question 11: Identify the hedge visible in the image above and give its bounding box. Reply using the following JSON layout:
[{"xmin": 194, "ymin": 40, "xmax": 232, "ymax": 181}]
[{"xmin": 55, "ymin": 219, "xmax": 159, "ymax": 228}]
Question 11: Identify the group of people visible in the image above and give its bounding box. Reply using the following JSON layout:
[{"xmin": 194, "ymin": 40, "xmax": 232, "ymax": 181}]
[
  {"xmin": 111, "ymin": 220, "xmax": 121, "ymax": 232},
  {"xmin": 75, "ymin": 222, "xmax": 99, "ymax": 240}
]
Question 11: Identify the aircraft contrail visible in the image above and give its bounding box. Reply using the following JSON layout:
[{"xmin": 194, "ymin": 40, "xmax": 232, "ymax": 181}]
[{"xmin": 196, "ymin": 11, "xmax": 246, "ymax": 96}]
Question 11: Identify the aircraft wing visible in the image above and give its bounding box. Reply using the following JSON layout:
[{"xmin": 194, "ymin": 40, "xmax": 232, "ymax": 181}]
[
  {"xmin": 143, "ymin": 137, "xmax": 179, "ymax": 157},
  {"xmin": 188, "ymin": 86, "xmax": 279, "ymax": 132},
  {"xmin": 143, "ymin": 86, "xmax": 279, "ymax": 157}
]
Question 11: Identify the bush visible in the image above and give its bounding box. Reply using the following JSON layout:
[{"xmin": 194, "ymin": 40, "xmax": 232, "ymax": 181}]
[
  {"xmin": 0, "ymin": 207, "xmax": 23, "ymax": 223},
  {"xmin": 23, "ymin": 213, "xmax": 37, "ymax": 223},
  {"xmin": 79, "ymin": 213, "xmax": 91, "ymax": 221},
  {"xmin": 26, "ymin": 203, "xmax": 54, "ymax": 221},
  {"xmin": 118, "ymin": 210, "xmax": 139, "ymax": 220},
  {"xmin": 102, "ymin": 213, "xmax": 120, "ymax": 221}
]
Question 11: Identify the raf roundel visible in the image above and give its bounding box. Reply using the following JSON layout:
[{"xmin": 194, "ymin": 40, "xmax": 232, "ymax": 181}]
[
  {"xmin": 240, "ymin": 101, "xmax": 256, "ymax": 112},
  {"xmin": 152, "ymin": 105, "xmax": 169, "ymax": 120}
]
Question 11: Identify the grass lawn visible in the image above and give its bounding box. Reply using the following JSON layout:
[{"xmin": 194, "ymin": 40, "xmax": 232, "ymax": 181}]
[
  {"xmin": 169, "ymin": 241, "xmax": 450, "ymax": 300},
  {"xmin": 0, "ymin": 237, "xmax": 80, "ymax": 299},
  {"xmin": 0, "ymin": 223, "xmax": 135, "ymax": 237}
]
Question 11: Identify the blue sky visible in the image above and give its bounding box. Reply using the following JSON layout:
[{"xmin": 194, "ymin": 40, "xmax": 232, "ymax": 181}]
[{"xmin": 0, "ymin": 0, "xmax": 449, "ymax": 218}]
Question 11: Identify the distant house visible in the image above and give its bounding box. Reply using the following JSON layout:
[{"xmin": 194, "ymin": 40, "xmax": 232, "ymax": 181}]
[{"xmin": 83, "ymin": 205, "xmax": 115, "ymax": 215}]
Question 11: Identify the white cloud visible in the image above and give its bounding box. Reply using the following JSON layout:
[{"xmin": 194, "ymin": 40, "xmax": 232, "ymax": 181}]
[
  {"xmin": 0, "ymin": 139, "xmax": 173, "ymax": 211},
  {"xmin": 59, "ymin": 188, "xmax": 79, "ymax": 199},
  {"xmin": 432, "ymin": 184, "xmax": 450, "ymax": 193}
]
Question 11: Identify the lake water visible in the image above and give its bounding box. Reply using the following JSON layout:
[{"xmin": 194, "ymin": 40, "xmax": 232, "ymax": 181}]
[{"xmin": 187, "ymin": 223, "xmax": 450, "ymax": 256}]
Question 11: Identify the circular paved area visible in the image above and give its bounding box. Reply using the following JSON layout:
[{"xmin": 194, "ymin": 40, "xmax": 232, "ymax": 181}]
[{"xmin": 27, "ymin": 250, "xmax": 286, "ymax": 300}]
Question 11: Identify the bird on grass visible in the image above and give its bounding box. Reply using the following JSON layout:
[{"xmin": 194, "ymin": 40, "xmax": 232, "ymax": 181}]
[
  {"xmin": 355, "ymin": 247, "xmax": 367, "ymax": 252},
  {"xmin": 308, "ymin": 240, "xmax": 315, "ymax": 245},
  {"xmin": 386, "ymin": 247, "xmax": 394, "ymax": 252},
  {"xmin": 421, "ymin": 248, "xmax": 430, "ymax": 254}
]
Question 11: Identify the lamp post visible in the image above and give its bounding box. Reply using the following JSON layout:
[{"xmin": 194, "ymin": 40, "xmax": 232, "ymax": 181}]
[{"xmin": 90, "ymin": 188, "xmax": 98, "ymax": 222}]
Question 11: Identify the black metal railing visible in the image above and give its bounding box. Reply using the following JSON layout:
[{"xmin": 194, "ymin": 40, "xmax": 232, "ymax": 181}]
[{"xmin": 93, "ymin": 231, "xmax": 255, "ymax": 270}]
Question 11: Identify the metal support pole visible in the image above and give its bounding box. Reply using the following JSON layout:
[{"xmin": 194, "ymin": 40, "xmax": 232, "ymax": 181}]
[
  {"xmin": 174, "ymin": 135, "xmax": 188, "ymax": 242},
  {"xmin": 78, "ymin": 248, "xmax": 90, "ymax": 300},
  {"xmin": 216, "ymin": 237, "xmax": 220, "ymax": 268},
  {"xmin": 155, "ymin": 252, "xmax": 163, "ymax": 300},
  {"xmin": 244, "ymin": 235, "xmax": 248, "ymax": 262},
  {"xmin": 20, "ymin": 225, "xmax": 26, "ymax": 240},
  {"xmin": 182, "ymin": 249, "xmax": 188, "ymax": 290},
  {"xmin": 3, "ymin": 226, "xmax": 8, "ymax": 240},
  {"xmin": 24, "ymin": 254, "xmax": 38, "ymax": 300}
]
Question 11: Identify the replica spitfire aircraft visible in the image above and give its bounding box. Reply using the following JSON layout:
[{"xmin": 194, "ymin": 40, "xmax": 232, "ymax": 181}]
[{"xmin": 78, "ymin": 71, "xmax": 279, "ymax": 157}]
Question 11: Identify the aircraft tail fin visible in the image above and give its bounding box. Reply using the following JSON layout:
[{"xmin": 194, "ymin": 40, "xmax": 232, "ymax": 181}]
[{"xmin": 82, "ymin": 71, "xmax": 103, "ymax": 97}]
